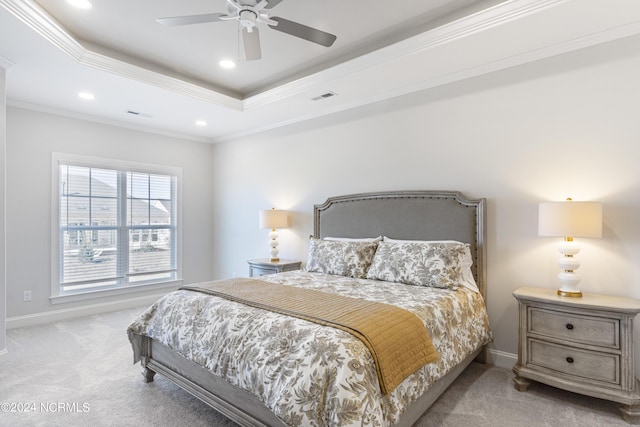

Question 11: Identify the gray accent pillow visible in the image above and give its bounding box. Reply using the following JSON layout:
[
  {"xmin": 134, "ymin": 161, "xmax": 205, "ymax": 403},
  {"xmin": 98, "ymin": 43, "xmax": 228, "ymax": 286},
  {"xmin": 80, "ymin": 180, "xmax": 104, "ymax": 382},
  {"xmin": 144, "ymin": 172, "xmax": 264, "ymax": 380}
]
[
  {"xmin": 305, "ymin": 238, "xmax": 379, "ymax": 279},
  {"xmin": 366, "ymin": 241, "xmax": 469, "ymax": 288}
]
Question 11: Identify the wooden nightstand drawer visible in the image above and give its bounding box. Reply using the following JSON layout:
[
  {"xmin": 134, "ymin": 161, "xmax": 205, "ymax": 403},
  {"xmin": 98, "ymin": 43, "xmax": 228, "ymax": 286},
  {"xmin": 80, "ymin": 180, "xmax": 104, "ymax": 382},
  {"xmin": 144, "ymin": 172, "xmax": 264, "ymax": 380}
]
[
  {"xmin": 528, "ymin": 339, "xmax": 620, "ymax": 385},
  {"xmin": 529, "ymin": 307, "xmax": 619, "ymax": 349},
  {"xmin": 251, "ymin": 266, "xmax": 274, "ymax": 277}
]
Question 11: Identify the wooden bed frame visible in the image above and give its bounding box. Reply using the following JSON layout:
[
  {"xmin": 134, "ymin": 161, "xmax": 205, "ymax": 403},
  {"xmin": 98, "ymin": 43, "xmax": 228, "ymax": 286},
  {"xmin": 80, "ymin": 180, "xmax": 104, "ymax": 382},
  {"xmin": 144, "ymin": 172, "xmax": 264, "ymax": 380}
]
[{"xmin": 138, "ymin": 190, "xmax": 487, "ymax": 427}]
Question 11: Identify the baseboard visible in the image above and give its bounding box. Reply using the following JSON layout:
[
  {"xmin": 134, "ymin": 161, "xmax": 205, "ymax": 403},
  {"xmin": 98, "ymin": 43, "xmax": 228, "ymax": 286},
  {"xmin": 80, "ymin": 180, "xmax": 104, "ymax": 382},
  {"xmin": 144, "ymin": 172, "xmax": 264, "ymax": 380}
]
[
  {"xmin": 486, "ymin": 348, "xmax": 517, "ymax": 370},
  {"xmin": 6, "ymin": 293, "xmax": 164, "ymax": 329}
]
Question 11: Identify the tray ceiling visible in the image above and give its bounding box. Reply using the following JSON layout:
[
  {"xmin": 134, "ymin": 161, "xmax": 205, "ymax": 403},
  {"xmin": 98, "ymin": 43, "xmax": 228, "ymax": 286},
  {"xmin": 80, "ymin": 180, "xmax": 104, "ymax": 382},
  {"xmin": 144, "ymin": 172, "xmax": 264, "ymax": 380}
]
[{"xmin": 1, "ymin": 0, "xmax": 640, "ymax": 142}]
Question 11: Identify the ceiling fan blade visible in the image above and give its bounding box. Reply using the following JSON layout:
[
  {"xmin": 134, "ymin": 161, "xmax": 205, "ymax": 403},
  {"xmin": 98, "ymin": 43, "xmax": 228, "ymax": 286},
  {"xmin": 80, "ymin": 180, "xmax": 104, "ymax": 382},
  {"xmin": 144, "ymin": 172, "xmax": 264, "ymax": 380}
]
[
  {"xmin": 242, "ymin": 27, "xmax": 262, "ymax": 61},
  {"xmin": 156, "ymin": 13, "xmax": 226, "ymax": 27},
  {"xmin": 265, "ymin": 0, "xmax": 286, "ymax": 9},
  {"xmin": 268, "ymin": 17, "xmax": 336, "ymax": 47}
]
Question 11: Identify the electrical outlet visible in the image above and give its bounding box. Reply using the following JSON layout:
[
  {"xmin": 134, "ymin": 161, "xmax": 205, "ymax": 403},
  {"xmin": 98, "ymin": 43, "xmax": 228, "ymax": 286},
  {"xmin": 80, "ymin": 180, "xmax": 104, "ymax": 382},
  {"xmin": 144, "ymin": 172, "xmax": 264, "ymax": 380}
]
[{"xmin": 23, "ymin": 290, "xmax": 32, "ymax": 302}]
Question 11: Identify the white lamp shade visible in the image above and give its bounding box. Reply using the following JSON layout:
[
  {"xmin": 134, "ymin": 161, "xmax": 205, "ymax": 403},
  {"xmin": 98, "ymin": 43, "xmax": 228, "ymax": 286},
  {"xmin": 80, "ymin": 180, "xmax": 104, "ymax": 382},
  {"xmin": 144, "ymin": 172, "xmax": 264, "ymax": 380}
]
[
  {"xmin": 259, "ymin": 209, "xmax": 288, "ymax": 230},
  {"xmin": 538, "ymin": 201, "xmax": 602, "ymax": 238}
]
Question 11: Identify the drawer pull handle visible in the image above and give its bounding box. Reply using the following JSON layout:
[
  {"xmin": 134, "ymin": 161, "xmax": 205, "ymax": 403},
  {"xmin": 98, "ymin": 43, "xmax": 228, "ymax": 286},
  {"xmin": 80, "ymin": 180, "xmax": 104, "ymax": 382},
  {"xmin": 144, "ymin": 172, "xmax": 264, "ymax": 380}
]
[
  {"xmin": 565, "ymin": 323, "xmax": 574, "ymax": 330},
  {"xmin": 566, "ymin": 357, "xmax": 574, "ymax": 364}
]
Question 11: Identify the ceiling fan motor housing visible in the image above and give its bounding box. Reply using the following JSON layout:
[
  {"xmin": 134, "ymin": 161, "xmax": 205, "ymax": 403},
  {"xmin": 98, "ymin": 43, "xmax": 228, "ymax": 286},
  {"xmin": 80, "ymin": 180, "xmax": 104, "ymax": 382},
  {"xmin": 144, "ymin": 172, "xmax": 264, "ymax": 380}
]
[{"xmin": 239, "ymin": 10, "xmax": 258, "ymax": 31}]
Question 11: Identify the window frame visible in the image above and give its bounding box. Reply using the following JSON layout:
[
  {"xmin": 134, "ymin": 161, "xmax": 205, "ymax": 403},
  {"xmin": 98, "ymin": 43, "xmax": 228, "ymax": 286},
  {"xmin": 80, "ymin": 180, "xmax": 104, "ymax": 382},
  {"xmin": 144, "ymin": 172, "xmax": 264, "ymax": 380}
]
[{"xmin": 51, "ymin": 153, "xmax": 183, "ymax": 303}]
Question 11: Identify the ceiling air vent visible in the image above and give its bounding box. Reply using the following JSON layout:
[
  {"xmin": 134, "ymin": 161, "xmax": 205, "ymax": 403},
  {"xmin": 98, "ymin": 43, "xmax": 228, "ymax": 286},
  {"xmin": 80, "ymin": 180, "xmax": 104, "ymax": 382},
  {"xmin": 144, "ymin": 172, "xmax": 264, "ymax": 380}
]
[
  {"xmin": 126, "ymin": 110, "xmax": 153, "ymax": 118},
  {"xmin": 311, "ymin": 91, "xmax": 337, "ymax": 101}
]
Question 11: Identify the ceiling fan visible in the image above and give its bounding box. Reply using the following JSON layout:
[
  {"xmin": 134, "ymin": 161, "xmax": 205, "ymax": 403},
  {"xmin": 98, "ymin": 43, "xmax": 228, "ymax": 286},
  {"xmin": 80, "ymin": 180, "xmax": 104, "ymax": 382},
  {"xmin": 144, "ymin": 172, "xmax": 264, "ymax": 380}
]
[{"xmin": 156, "ymin": 0, "xmax": 337, "ymax": 61}]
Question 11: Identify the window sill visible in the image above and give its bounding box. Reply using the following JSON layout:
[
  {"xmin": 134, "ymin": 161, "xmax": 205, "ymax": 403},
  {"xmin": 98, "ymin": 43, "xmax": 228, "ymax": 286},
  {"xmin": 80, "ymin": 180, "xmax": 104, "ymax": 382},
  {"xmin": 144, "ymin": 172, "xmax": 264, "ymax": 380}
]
[{"xmin": 50, "ymin": 279, "xmax": 183, "ymax": 305}]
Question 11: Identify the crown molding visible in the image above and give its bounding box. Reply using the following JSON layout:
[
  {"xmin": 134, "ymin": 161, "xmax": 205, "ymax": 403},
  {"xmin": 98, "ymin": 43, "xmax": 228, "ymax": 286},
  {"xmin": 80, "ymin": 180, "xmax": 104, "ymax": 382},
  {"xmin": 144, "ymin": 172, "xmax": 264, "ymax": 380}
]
[{"xmin": 0, "ymin": 0, "xmax": 84, "ymax": 58}]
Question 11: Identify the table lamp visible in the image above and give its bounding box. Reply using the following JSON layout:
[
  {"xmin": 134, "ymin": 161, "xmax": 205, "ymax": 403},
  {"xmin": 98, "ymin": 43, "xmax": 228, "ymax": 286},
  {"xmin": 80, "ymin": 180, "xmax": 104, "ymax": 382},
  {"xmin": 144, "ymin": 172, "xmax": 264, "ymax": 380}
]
[
  {"xmin": 538, "ymin": 198, "xmax": 602, "ymax": 297},
  {"xmin": 259, "ymin": 208, "xmax": 288, "ymax": 262}
]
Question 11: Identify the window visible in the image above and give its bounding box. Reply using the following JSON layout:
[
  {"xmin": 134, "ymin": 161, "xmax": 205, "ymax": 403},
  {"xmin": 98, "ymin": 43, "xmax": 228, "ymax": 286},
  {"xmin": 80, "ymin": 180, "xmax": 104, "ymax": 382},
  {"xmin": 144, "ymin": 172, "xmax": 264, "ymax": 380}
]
[{"xmin": 52, "ymin": 154, "xmax": 181, "ymax": 299}]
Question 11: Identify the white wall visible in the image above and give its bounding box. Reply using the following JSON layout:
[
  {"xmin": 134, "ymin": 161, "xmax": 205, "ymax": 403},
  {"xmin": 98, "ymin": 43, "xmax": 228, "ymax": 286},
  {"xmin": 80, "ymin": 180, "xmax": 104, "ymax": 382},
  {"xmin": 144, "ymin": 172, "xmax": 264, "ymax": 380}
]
[
  {"xmin": 0, "ymin": 66, "xmax": 6, "ymax": 356},
  {"xmin": 211, "ymin": 35, "xmax": 640, "ymax": 367},
  {"xmin": 5, "ymin": 107, "xmax": 215, "ymax": 324}
]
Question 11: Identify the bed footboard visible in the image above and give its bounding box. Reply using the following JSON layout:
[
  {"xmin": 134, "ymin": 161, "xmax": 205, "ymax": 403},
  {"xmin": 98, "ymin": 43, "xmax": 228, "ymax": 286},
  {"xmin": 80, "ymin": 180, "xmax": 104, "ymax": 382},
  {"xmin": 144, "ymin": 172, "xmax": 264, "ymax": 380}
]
[{"xmin": 139, "ymin": 336, "xmax": 483, "ymax": 427}]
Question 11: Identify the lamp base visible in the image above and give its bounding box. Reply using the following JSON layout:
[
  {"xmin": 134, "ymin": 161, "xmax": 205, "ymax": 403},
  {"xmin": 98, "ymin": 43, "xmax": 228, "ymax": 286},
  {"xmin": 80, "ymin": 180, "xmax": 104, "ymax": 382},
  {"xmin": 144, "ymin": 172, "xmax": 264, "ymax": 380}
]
[
  {"xmin": 557, "ymin": 289, "xmax": 582, "ymax": 298},
  {"xmin": 556, "ymin": 244, "xmax": 582, "ymax": 298},
  {"xmin": 267, "ymin": 229, "xmax": 280, "ymax": 263}
]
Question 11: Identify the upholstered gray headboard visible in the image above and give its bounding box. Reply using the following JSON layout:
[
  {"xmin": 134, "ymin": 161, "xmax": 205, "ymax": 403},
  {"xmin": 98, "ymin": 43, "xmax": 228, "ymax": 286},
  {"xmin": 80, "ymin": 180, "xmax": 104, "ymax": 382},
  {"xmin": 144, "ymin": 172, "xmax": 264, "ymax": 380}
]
[{"xmin": 313, "ymin": 191, "xmax": 487, "ymax": 297}]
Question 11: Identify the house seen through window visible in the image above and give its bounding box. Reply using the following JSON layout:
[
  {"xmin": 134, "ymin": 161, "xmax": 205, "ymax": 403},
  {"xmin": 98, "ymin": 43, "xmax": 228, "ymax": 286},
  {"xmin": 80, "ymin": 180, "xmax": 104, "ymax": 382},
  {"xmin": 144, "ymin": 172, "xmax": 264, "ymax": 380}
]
[{"xmin": 56, "ymin": 158, "xmax": 180, "ymax": 296}]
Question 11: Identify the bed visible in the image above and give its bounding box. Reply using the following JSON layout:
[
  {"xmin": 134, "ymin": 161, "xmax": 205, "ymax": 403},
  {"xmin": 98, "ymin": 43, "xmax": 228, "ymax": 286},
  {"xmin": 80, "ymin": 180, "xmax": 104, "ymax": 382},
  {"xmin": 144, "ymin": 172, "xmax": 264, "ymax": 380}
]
[{"xmin": 128, "ymin": 190, "xmax": 492, "ymax": 426}]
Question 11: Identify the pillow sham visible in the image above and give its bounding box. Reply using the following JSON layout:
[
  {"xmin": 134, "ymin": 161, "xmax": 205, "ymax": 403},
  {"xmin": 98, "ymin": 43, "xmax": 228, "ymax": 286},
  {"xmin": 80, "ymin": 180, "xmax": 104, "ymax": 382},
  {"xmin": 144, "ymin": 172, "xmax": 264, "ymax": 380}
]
[
  {"xmin": 366, "ymin": 240, "xmax": 470, "ymax": 289},
  {"xmin": 383, "ymin": 237, "xmax": 478, "ymax": 292},
  {"xmin": 306, "ymin": 237, "xmax": 378, "ymax": 279}
]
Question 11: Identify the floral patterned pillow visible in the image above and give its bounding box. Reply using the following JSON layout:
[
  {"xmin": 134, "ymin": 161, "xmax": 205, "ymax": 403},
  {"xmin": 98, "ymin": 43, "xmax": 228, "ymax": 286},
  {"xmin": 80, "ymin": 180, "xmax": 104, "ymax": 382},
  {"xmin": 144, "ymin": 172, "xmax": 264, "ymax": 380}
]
[
  {"xmin": 305, "ymin": 238, "xmax": 379, "ymax": 279},
  {"xmin": 366, "ymin": 241, "xmax": 469, "ymax": 288}
]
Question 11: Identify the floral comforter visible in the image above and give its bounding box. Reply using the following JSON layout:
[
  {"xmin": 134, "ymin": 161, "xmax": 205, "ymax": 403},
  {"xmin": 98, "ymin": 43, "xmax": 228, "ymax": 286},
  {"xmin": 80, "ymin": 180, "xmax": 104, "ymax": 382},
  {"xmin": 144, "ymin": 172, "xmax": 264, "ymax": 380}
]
[{"xmin": 128, "ymin": 271, "xmax": 492, "ymax": 427}]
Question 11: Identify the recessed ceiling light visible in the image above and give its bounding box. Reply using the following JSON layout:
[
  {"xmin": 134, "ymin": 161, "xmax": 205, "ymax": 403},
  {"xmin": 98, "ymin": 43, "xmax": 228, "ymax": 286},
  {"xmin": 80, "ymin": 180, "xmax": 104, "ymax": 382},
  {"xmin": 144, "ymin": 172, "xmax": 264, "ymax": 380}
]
[
  {"xmin": 219, "ymin": 59, "xmax": 236, "ymax": 69},
  {"xmin": 195, "ymin": 120, "xmax": 207, "ymax": 127},
  {"xmin": 78, "ymin": 92, "xmax": 95, "ymax": 100},
  {"xmin": 66, "ymin": 0, "xmax": 93, "ymax": 10}
]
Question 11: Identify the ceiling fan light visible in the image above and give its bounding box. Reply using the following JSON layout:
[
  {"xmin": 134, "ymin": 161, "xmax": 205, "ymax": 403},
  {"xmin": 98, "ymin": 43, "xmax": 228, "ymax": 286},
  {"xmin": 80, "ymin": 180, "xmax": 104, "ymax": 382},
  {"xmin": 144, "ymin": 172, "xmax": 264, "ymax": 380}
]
[{"xmin": 66, "ymin": 0, "xmax": 93, "ymax": 10}]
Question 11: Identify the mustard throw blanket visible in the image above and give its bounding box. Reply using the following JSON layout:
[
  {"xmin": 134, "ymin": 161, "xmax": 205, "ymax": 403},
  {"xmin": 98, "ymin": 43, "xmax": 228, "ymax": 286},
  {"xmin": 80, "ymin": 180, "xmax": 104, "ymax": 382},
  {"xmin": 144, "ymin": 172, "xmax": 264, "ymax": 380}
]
[{"xmin": 181, "ymin": 278, "xmax": 439, "ymax": 394}]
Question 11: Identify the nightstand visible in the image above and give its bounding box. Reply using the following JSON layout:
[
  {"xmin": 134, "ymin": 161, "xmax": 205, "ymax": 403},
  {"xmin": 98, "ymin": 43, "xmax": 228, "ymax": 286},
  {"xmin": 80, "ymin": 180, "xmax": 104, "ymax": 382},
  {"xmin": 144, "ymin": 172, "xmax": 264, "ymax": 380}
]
[
  {"xmin": 248, "ymin": 259, "xmax": 301, "ymax": 277},
  {"xmin": 513, "ymin": 286, "xmax": 640, "ymax": 423}
]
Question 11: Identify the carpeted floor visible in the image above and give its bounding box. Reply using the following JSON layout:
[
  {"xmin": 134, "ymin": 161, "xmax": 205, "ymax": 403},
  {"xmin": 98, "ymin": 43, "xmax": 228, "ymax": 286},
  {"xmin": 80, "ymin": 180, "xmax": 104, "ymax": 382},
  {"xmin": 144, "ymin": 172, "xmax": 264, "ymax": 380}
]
[{"xmin": 0, "ymin": 306, "xmax": 631, "ymax": 426}]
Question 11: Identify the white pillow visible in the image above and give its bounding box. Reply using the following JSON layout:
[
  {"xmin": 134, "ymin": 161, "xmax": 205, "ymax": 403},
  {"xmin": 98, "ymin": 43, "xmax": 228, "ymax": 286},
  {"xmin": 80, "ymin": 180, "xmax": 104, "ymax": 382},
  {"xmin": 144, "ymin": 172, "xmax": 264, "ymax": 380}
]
[
  {"xmin": 383, "ymin": 237, "xmax": 479, "ymax": 292},
  {"xmin": 323, "ymin": 236, "xmax": 382, "ymax": 242}
]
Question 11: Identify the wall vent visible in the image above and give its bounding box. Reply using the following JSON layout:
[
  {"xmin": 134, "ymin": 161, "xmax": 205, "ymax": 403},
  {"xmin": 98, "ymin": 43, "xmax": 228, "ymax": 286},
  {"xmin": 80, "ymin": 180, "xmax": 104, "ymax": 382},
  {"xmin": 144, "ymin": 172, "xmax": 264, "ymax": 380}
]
[{"xmin": 311, "ymin": 91, "xmax": 337, "ymax": 101}]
